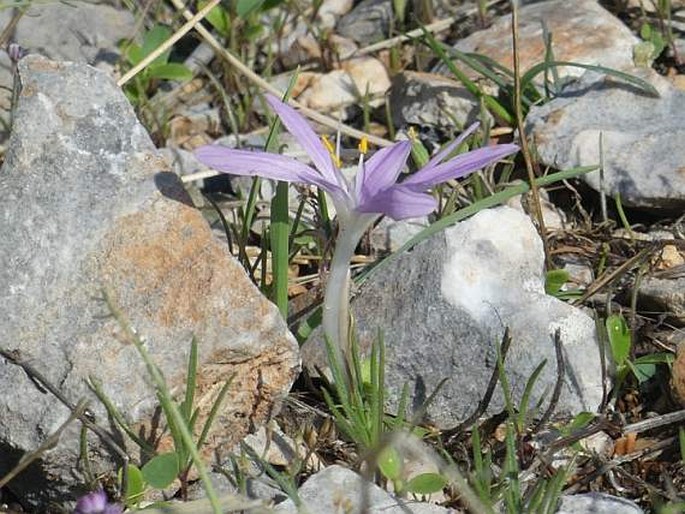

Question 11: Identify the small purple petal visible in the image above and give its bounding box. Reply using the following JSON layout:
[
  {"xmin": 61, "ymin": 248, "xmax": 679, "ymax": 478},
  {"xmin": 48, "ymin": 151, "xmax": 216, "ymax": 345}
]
[
  {"xmin": 7, "ymin": 43, "xmax": 25, "ymax": 63},
  {"xmin": 195, "ymin": 145, "xmax": 344, "ymax": 195},
  {"xmin": 425, "ymin": 122, "xmax": 479, "ymax": 168},
  {"xmin": 74, "ymin": 490, "xmax": 107, "ymax": 514},
  {"xmin": 357, "ymin": 185, "xmax": 438, "ymax": 220},
  {"xmin": 356, "ymin": 141, "xmax": 411, "ymax": 205},
  {"xmin": 265, "ymin": 95, "xmax": 343, "ymax": 188},
  {"xmin": 103, "ymin": 505, "xmax": 124, "ymax": 514},
  {"xmin": 402, "ymin": 144, "xmax": 519, "ymax": 190}
]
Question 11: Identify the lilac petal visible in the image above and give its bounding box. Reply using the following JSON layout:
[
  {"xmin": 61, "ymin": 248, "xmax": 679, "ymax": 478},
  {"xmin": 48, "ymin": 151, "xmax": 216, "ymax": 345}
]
[
  {"xmin": 402, "ymin": 144, "xmax": 519, "ymax": 190},
  {"xmin": 265, "ymin": 95, "xmax": 342, "ymax": 188},
  {"xmin": 74, "ymin": 490, "xmax": 107, "ymax": 514},
  {"xmin": 355, "ymin": 141, "xmax": 412, "ymax": 204},
  {"xmin": 195, "ymin": 145, "xmax": 344, "ymax": 195},
  {"xmin": 357, "ymin": 185, "xmax": 438, "ymax": 220},
  {"xmin": 425, "ymin": 122, "xmax": 479, "ymax": 169},
  {"xmin": 103, "ymin": 505, "xmax": 124, "ymax": 514}
]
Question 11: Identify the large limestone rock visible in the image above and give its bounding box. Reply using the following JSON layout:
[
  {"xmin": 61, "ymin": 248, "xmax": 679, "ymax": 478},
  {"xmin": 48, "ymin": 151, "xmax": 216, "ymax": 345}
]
[{"xmin": 0, "ymin": 56, "xmax": 299, "ymax": 508}]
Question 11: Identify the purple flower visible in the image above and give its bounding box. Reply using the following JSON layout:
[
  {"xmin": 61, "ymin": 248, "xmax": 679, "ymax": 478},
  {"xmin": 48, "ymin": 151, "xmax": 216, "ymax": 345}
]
[
  {"xmin": 7, "ymin": 43, "xmax": 25, "ymax": 63},
  {"xmin": 195, "ymin": 94, "xmax": 518, "ymax": 223},
  {"xmin": 74, "ymin": 489, "xmax": 123, "ymax": 514},
  {"xmin": 195, "ymin": 94, "xmax": 518, "ymax": 356}
]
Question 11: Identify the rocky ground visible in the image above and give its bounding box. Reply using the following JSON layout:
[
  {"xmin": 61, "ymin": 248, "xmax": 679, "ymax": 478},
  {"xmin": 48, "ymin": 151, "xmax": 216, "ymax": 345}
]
[{"xmin": 0, "ymin": 0, "xmax": 685, "ymax": 513}]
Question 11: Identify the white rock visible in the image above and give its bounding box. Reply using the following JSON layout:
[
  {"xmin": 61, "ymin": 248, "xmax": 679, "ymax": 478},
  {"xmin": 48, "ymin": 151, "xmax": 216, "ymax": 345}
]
[{"xmin": 274, "ymin": 465, "xmax": 455, "ymax": 513}]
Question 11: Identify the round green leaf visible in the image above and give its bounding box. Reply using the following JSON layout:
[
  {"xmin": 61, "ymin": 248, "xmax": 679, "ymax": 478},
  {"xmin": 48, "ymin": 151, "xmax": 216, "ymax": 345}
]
[
  {"xmin": 405, "ymin": 472, "xmax": 448, "ymax": 495},
  {"xmin": 148, "ymin": 63, "xmax": 193, "ymax": 82},
  {"xmin": 378, "ymin": 446, "xmax": 402, "ymax": 481},
  {"xmin": 142, "ymin": 452, "xmax": 179, "ymax": 489}
]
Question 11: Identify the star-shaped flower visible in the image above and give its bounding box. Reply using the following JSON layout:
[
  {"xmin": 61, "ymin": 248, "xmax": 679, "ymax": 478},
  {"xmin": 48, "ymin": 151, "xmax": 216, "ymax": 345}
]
[
  {"xmin": 195, "ymin": 94, "xmax": 519, "ymax": 224},
  {"xmin": 195, "ymin": 94, "xmax": 519, "ymax": 356}
]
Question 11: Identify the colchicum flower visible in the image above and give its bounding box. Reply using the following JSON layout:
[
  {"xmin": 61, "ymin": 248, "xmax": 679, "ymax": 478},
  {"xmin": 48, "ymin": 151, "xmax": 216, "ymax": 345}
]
[
  {"xmin": 73, "ymin": 489, "xmax": 123, "ymax": 514},
  {"xmin": 196, "ymin": 94, "xmax": 518, "ymax": 359}
]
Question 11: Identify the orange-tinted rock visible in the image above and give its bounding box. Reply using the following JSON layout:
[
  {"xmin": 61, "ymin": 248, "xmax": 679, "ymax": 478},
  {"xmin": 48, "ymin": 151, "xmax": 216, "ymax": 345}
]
[
  {"xmin": 0, "ymin": 55, "xmax": 299, "ymax": 508},
  {"xmin": 448, "ymin": 0, "xmax": 638, "ymax": 81}
]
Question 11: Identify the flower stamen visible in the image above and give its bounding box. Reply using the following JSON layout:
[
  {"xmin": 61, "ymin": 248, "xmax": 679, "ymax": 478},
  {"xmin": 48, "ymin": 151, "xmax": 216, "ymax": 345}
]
[
  {"xmin": 358, "ymin": 136, "xmax": 368, "ymax": 155},
  {"xmin": 321, "ymin": 135, "xmax": 342, "ymax": 168}
]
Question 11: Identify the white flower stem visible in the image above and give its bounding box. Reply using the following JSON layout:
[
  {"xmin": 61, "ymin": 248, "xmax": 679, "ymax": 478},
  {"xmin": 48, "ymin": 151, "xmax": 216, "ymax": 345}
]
[{"xmin": 322, "ymin": 215, "xmax": 376, "ymax": 366}]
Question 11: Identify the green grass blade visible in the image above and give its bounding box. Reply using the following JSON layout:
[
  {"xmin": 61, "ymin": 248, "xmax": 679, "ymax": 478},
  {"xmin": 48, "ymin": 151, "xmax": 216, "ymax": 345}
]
[
  {"xmin": 87, "ymin": 377, "xmax": 154, "ymax": 454},
  {"xmin": 370, "ymin": 334, "xmax": 384, "ymax": 446},
  {"xmin": 182, "ymin": 337, "xmax": 198, "ymax": 422},
  {"xmin": 503, "ymin": 424, "xmax": 521, "ymax": 513},
  {"xmin": 496, "ymin": 341, "xmax": 515, "ymax": 422},
  {"xmin": 240, "ymin": 442, "xmax": 303, "ymax": 507},
  {"xmin": 239, "ymin": 176, "xmax": 262, "ymax": 265},
  {"xmin": 195, "ymin": 374, "xmax": 235, "ymax": 452},
  {"xmin": 357, "ymin": 165, "xmax": 597, "ymax": 286},
  {"xmin": 517, "ymin": 359, "xmax": 546, "ymax": 431},
  {"xmin": 271, "ymin": 180, "xmax": 290, "ymax": 317},
  {"xmin": 521, "ymin": 61, "xmax": 660, "ymax": 97},
  {"xmin": 104, "ymin": 291, "xmax": 222, "ymax": 514},
  {"xmin": 268, "ymin": 76, "xmax": 302, "ymax": 317},
  {"xmin": 421, "ymin": 29, "xmax": 514, "ymax": 125}
]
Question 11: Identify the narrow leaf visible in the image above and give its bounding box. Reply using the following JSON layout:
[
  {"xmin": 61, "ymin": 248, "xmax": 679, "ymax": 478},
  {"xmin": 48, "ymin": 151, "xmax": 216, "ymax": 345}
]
[
  {"xmin": 521, "ymin": 61, "xmax": 660, "ymax": 98},
  {"xmin": 606, "ymin": 314, "xmax": 631, "ymax": 366}
]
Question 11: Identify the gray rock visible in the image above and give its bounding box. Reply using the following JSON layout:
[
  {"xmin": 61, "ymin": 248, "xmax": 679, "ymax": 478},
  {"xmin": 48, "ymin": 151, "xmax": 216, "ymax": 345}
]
[
  {"xmin": 186, "ymin": 469, "xmax": 287, "ymax": 506},
  {"xmin": 389, "ymin": 71, "xmax": 487, "ymax": 130},
  {"xmin": 505, "ymin": 190, "xmax": 566, "ymax": 230},
  {"xmin": 302, "ymin": 207, "xmax": 603, "ymax": 428},
  {"xmin": 525, "ymin": 68, "xmax": 685, "ymax": 210},
  {"xmin": 436, "ymin": 0, "xmax": 638, "ymax": 85},
  {"xmin": 369, "ymin": 216, "xmax": 429, "ymax": 254},
  {"xmin": 336, "ymin": 0, "xmax": 393, "ymax": 46},
  {"xmin": 556, "ymin": 492, "xmax": 643, "ymax": 514},
  {"xmin": 6, "ymin": 2, "xmax": 133, "ymax": 65},
  {"xmin": 0, "ymin": 2, "xmax": 134, "ymax": 138},
  {"xmin": 639, "ymin": 276, "xmax": 685, "ymax": 325},
  {"xmin": 274, "ymin": 465, "xmax": 454, "ymax": 513},
  {"xmin": 0, "ymin": 56, "xmax": 299, "ymax": 509}
]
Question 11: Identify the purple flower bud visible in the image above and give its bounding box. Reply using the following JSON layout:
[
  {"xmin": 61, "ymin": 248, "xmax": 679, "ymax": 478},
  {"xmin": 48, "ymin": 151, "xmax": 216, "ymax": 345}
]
[{"xmin": 7, "ymin": 43, "xmax": 25, "ymax": 63}]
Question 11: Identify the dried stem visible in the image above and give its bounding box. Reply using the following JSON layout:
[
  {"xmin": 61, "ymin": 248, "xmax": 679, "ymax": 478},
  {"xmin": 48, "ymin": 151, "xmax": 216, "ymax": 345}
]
[
  {"xmin": 117, "ymin": 0, "xmax": 221, "ymax": 87},
  {"xmin": 511, "ymin": 0, "xmax": 551, "ymax": 269}
]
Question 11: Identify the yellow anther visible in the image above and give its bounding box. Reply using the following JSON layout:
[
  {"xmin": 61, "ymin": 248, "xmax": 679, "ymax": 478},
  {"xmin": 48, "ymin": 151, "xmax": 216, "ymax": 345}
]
[
  {"xmin": 321, "ymin": 135, "xmax": 341, "ymax": 167},
  {"xmin": 321, "ymin": 135, "xmax": 335, "ymax": 154},
  {"xmin": 358, "ymin": 136, "xmax": 368, "ymax": 155},
  {"xmin": 408, "ymin": 126, "xmax": 418, "ymax": 141}
]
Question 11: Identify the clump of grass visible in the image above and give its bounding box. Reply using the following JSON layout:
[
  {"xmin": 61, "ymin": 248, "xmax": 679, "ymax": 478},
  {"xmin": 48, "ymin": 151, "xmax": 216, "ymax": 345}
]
[{"xmin": 101, "ymin": 291, "xmax": 230, "ymax": 512}]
